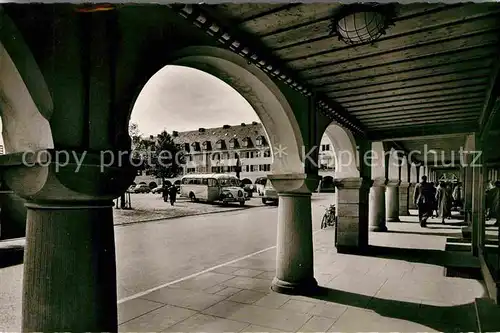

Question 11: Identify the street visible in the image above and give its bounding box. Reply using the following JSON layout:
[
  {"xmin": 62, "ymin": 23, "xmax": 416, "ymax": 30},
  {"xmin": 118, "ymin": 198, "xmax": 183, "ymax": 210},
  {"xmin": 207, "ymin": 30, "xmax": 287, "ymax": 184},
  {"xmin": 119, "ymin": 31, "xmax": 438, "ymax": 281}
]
[{"xmin": 0, "ymin": 193, "xmax": 334, "ymax": 330}]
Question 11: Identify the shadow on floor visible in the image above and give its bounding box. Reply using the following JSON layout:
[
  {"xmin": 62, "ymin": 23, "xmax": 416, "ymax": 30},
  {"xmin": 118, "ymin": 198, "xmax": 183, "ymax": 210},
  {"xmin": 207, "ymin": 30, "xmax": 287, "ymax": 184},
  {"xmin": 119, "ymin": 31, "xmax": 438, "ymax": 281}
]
[
  {"xmin": 360, "ymin": 245, "xmax": 478, "ymax": 268},
  {"xmin": 309, "ymin": 286, "xmax": 479, "ymax": 332},
  {"xmin": 0, "ymin": 245, "xmax": 24, "ymax": 268}
]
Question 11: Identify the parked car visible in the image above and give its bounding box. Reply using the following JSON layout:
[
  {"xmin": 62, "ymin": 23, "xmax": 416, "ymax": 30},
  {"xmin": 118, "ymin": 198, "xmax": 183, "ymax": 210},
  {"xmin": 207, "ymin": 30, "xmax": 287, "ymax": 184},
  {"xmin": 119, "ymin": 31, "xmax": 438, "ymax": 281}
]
[
  {"xmin": 133, "ymin": 184, "xmax": 151, "ymax": 193},
  {"xmin": 262, "ymin": 178, "xmax": 278, "ymax": 205},
  {"xmin": 151, "ymin": 186, "xmax": 164, "ymax": 194},
  {"xmin": 126, "ymin": 185, "xmax": 136, "ymax": 193}
]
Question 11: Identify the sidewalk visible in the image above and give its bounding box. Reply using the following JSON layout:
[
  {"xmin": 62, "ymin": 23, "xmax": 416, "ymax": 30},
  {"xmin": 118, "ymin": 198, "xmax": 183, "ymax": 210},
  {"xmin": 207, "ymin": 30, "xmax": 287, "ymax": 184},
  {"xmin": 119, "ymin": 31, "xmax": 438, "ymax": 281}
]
[{"xmin": 118, "ymin": 212, "xmax": 486, "ymax": 332}]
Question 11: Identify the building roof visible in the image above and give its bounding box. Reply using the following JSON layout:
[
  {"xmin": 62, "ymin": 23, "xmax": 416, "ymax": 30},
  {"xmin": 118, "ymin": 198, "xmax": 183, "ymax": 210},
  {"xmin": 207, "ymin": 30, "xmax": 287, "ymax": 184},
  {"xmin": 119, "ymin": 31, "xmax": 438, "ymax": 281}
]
[{"xmin": 172, "ymin": 122, "xmax": 268, "ymax": 152}]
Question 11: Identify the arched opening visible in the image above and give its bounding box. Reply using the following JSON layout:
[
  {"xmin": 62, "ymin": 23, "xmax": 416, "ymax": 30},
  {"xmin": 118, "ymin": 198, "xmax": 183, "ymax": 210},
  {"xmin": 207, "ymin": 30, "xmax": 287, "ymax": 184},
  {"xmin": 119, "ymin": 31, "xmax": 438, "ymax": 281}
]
[{"xmin": 116, "ymin": 46, "xmax": 306, "ymax": 300}]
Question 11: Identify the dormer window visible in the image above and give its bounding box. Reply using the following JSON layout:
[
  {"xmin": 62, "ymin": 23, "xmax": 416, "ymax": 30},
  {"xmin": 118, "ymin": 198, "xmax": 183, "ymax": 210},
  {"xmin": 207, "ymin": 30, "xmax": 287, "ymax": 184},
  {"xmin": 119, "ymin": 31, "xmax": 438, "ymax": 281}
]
[
  {"xmin": 242, "ymin": 137, "xmax": 252, "ymax": 148},
  {"xmin": 216, "ymin": 139, "xmax": 225, "ymax": 150},
  {"xmin": 191, "ymin": 142, "xmax": 200, "ymax": 151},
  {"xmin": 202, "ymin": 141, "xmax": 212, "ymax": 151},
  {"xmin": 184, "ymin": 143, "xmax": 190, "ymax": 152},
  {"xmin": 229, "ymin": 138, "xmax": 238, "ymax": 149},
  {"xmin": 255, "ymin": 135, "xmax": 266, "ymax": 147}
]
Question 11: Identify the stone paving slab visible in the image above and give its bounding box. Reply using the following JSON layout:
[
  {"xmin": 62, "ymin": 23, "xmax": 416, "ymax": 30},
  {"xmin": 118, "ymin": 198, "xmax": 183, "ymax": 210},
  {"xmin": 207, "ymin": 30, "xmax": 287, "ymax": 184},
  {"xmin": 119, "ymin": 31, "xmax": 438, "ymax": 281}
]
[{"xmin": 117, "ymin": 213, "xmax": 486, "ymax": 332}]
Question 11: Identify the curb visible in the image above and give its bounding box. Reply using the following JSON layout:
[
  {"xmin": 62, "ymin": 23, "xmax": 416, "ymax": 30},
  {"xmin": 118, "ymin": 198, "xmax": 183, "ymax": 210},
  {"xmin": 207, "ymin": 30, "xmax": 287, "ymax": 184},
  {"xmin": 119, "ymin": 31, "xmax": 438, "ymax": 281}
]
[{"xmin": 114, "ymin": 204, "xmax": 263, "ymax": 227}]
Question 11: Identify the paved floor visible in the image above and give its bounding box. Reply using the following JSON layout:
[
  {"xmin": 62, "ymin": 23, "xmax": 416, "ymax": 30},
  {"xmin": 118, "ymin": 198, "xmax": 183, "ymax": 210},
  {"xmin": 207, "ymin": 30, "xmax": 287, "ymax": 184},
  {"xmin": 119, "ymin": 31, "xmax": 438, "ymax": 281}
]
[
  {"xmin": 118, "ymin": 212, "xmax": 487, "ymax": 332},
  {"xmin": 0, "ymin": 193, "xmax": 334, "ymax": 330}
]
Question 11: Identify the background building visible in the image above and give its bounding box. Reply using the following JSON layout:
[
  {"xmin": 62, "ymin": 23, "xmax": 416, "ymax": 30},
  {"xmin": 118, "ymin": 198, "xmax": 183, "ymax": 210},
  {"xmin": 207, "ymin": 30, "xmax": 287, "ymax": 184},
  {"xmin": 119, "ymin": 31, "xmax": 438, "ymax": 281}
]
[{"xmin": 134, "ymin": 122, "xmax": 335, "ymax": 185}]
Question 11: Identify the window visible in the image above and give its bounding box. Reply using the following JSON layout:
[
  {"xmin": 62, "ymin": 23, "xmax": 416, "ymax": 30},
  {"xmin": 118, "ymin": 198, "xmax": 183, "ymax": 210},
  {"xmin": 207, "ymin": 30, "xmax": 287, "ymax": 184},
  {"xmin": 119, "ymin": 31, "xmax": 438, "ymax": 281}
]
[
  {"xmin": 208, "ymin": 179, "xmax": 217, "ymax": 186},
  {"xmin": 222, "ymin": 152, "xmax": 229, "ymax": 160},
  {"xmin": 229, "ymin": 138, "xmax": 237, "ymax": 149},
  {"xmin": 325, "ymin": 144, "xmax": 330, "ymax": 151},
  {"xmin": 212, "ymin": 153, "xmax": 220, "ymax": 160},
  {"xmin": 216, "ymin": 140, "xmax": 223, "ymax": 150},
  {"xmin": 263, "ymin": 149, "xmax": 271, "ymax": 157},
  {"xmin": 245, "ymin": 165, "xmax": 250, "ymax": 172},
  {"xmin": 242, "ymin": 137, "xmax": 250, "ymax": 148},
  {"xmin": 256, "ymin": 135, "xmax": 266, "ymax": 147}
]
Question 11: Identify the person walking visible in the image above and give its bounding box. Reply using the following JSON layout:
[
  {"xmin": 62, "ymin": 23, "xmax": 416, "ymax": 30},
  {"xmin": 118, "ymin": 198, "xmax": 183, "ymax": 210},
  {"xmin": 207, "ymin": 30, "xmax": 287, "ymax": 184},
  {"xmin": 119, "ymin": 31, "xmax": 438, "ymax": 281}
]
[
  {"xmin": 168, "ymin": 184, "xmax": 178, "ymax": 206},
  {"xmin": 453, "ymin": 182, "xmax": 463, "ymax": 210},
  {"xmin": 430, "ymin": 182, "xmax": 438, "ymax": 218},
  {"xmin": 436, "ymin": 181, "xmax": 452, "ymax": 224},
  {"xmin": 162, "ymin": 184, "xmax": 169, "ymax": 202},
  {"xmin": 490, "ymin": 181, "xmax": 500, "ymax": 226},
  {"xmin": 413, "ymin": 176, "xmax": 435, "ymax": 227}
]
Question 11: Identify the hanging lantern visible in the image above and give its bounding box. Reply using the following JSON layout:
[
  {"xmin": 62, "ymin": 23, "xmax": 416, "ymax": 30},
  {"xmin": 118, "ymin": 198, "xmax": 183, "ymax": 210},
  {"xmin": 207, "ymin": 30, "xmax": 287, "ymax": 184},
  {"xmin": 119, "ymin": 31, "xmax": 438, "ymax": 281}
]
[{"xmin": 329, "ymin": 3, "xmax": 396, "ymax": 45}]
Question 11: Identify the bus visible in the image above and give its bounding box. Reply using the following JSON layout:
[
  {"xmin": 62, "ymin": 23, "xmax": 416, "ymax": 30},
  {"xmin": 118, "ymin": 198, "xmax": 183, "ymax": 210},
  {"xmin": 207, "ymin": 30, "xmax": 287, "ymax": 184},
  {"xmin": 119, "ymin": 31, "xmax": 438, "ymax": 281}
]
[{"xmin": 180, "ymin": 174, "xmax": 250, "ymax": 206}]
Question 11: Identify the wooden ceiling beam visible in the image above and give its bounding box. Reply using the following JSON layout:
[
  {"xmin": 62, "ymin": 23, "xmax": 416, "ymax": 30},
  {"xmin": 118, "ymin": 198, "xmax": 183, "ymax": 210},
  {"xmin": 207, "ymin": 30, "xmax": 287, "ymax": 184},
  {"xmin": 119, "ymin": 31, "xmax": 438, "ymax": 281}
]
[
  {"xmin": 368, "ymin": 122, "xmax": 477, "ymax": 140},
  {"xmin": 321, "ymin": 70, "xmax": 491, "ymax": 97},
  {"xmin": 359, "ymin": 110, "xmax": 480, "ymax": 122},
  {"xmin": 344, "ymin": 91, "xmax": 485, "ymax": 109},
  {"xmin": 302, "ymin": 46, "xmax": 497, "ymax": 81},
  {"xmin": 354, "ymin": 106, "xmax": 481, "ymax": 119},
  {"xmin": 291, "ymin": 29, "xmax": 500, "ymax": 72},
  {"xmin": 367, "ymin": 117, "xmax": 478, "ymax": 129},
  {"xmin": 349, "ymin": 98, "xmax": 484, "ymax": 114},
  {"xmin": 362, "ymin": 115, "xmax": 479, "ymax": 127},
  {"xmin": 332, "ymin": 79, "xmax": 488, "ymax": 103},
  {"xmin": 315, "ymin": 60, "xmax": 491, "ymax": 91}
]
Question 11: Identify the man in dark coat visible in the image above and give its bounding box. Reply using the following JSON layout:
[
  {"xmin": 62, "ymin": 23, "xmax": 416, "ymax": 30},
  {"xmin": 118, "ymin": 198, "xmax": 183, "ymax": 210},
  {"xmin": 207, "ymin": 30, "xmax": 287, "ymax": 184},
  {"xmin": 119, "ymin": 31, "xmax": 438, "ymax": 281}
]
[
  {"xmin": 413, "ymin": 176, "xmax": 435, "ymax": 227},
  {"xmin": 168, "ymin": 185, "xmax": 177, "ymax": 206}
]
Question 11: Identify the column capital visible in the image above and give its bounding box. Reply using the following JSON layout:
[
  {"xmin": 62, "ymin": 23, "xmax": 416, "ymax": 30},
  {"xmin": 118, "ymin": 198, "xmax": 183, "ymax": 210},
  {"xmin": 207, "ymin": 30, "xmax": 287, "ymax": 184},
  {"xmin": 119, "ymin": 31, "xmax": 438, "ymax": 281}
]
[
  {"xmin": 1, "ymin": 150, "xmax": 136, "ymax": 203},
  {"xmin": 386, "ymin": 179, "xmax": 401, "ymax": 187},
  {"xmin": 372, "ymin": 177, "xmax": 387, "ymax": 187},
  {"xmin": 268, "ymin": 173, "xmax": 320, "ymax": 195},
  {"xmin": 334, "ymin": 177, "xmax": 372, "ymax": 189}
]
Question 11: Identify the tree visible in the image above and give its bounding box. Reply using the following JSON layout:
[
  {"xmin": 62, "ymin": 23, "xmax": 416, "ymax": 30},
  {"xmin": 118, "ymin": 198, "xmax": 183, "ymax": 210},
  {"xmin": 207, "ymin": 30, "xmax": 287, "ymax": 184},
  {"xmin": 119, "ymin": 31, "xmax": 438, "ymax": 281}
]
[
  {"xmin": 129, "ymin": 122, "xmax": 142, "ymax": 150},
  {"xmin": 143, "ymin": 130, "xmax": 185, "ymax": 182}
]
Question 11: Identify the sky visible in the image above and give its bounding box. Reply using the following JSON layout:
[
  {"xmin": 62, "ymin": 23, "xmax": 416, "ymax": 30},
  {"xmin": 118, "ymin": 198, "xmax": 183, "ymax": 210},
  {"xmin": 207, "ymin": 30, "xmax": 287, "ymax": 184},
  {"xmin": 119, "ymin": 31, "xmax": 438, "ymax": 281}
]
[{"xmin": 130, "ymin": 65, "xmax": 260, "ymax": 136}]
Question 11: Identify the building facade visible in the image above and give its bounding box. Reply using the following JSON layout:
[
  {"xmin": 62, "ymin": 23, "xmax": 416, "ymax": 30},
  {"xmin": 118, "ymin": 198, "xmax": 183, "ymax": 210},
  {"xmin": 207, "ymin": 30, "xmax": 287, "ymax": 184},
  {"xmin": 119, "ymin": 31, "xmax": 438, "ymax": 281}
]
[{"xmin": 135, "ymin": 122, "xmax": 335, "ymax": 185}]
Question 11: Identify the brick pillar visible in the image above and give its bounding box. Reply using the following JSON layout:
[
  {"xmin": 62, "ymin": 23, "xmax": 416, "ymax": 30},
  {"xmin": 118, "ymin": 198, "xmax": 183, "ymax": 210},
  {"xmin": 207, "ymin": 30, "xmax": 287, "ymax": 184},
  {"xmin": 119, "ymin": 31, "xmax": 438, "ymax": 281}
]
[
  {"xmin": 399, "ymin": 182, "xmax": 410, "ymax": 216},
  {"xmin": 334, "ymin": 177, "xmax": 372, "ymax": 254}
]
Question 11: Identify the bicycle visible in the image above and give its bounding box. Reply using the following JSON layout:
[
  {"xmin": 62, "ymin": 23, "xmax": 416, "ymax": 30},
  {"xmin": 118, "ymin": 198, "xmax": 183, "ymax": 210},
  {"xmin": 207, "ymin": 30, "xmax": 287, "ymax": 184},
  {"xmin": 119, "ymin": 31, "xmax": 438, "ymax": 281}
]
[{"xmin": 321, "ymin": 204, "xmax": 337, "ymax": 229}]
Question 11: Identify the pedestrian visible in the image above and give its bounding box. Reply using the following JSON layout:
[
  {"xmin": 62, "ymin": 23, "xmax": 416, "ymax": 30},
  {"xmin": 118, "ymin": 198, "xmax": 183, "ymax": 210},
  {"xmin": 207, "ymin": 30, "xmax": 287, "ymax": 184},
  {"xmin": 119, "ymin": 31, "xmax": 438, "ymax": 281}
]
[
  {"xmin": 430, "ymin": 182, "xmax": 438, "ymax": 218},
  {"xmin": 413, "ymin": 176, "xmax": 435, "ymax": 227},
  {"xmin": 453, "ymin": 182, "xmax": 463, "ymax": 210},
  {"xmin": 436, "ymin": 181, "xmax": 452, "ymax": 224},
  {"xmin": 169, "ymin": 184, "xmax": 177, "ymax": 206},
  {"xmin": 162, "ymin": 184, "xmax": 169, "ymax": 202},
  {"xmin": 490, "ymin": 180, "xmax": 500, "ymax": 226}
]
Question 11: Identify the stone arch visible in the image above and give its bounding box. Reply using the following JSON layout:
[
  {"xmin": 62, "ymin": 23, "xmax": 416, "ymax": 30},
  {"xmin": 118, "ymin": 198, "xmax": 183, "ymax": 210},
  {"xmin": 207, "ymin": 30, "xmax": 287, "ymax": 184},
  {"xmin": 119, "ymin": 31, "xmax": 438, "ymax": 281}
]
[
  {"xmin": 241, "ymin": 178, "xmax": 252, "ymax": 185},
  {"xmin": 0, "ymin": 12, "xmax": 53, "ymax": 153},
  {"xmin": 322, "ymin": 122, "xmax": 359, "ymax": 179},
  {"xmin": 127, "ymin": 46, "xmax": 305, "ymax": 175}
]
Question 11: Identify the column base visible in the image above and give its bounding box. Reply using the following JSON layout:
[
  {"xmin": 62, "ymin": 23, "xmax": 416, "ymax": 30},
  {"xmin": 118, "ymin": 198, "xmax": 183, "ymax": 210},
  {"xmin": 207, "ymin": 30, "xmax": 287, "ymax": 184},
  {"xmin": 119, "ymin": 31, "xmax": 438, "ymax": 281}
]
[
  {"xmin": 386, "ymin": 217, "xmax": 400, "ymax": 222},
  {"xmin": 271, "ymin": 277, "xmax": 318, "ymax": 296},
  {"xmin": 370, "ymin": 225, "xmax": 388, "ymax": 232}
]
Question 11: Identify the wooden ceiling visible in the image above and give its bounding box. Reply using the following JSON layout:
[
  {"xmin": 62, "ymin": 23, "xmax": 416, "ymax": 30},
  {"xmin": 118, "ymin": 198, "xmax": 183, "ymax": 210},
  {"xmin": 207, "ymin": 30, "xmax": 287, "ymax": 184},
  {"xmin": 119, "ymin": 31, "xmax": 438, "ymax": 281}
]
[
  {"xmin": 201, "ymin": 3, "xmax": 500, "ymax": 165},
  {"xmin": 210, "ymin": 3, "xmax": 500, "ymax": 142}
]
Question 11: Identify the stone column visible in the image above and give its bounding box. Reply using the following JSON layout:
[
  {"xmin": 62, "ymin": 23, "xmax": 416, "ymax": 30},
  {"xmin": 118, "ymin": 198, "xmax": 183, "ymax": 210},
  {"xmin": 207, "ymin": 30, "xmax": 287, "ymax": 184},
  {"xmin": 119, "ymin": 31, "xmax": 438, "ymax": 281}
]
[
  {"xmin": 268, "ymin": 174, "xmax": 319, "ymax": 295},
  {"xmin": 4, "ymin": 152, "xmax": 135, "ymax": 331},
  {"xmin": 408, "ymin": 183, "xmax": 417, "ymax": 210},
  {"xmin": 386, "ymin": 180, "xmax": 401, "ymax": 222},
  {"xmin": 334, "ymin": 177, "xmax": 372, "ymax": 254},
  {"xmin": 369, "ymin": 178, "xmax": 387, "ymax": 232},
  {"xmin": 399, "ymin": 182, "xmax": 410, "ymax": 216}
]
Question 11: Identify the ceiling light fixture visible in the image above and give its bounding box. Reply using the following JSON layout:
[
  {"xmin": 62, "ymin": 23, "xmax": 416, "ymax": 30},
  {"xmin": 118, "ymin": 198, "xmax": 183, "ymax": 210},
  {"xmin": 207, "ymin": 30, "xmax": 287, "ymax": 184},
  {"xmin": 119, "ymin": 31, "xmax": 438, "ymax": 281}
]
[{"xmin": 329, "ymin": 3, "xmax": 396, "ymax": 45}]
